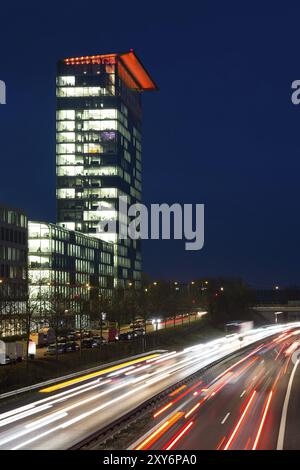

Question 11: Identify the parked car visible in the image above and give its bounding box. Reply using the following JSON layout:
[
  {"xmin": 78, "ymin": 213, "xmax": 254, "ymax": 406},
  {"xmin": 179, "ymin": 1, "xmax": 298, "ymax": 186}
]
[
  {"xmin": 66, "ymin": 333, "xmax": 76, "ymax": 341},
  {"xmin": 65, "ymin": 341, "xmax": 79, "ymax": 352},
  {"xmin": 81, "ymin": 338, "xmax": 94, "ymax": 349},
  {"xmin": 130, "ymin": 320, "xmax": 144, "ymax": 329},
  {"xmin": 118, "ymin": 332, "xmax": 134, "ymax": 341},
  {"xmin": 46, "ymin": 343, "xmax": 66, "ymax": 355},
  {"xmin": 133, "ymin": 328, "xmax": 145, "ymax": 337},
  {"xmin": 92, "ymin": 336, "xmax": 107, "ymax": 346},
  {"xmin": 56, "ymin": 336, "xmax": 67, "ymax": 343},
  {"xmin": 67, "ymin": 330, "xmax": 81, "ymax": 339},
  {"xmin": 82, "ymin": 330, "xmax": 92, "ymax": 338},
  {"xmin": 0, "ymin": 355, "xmax": 16, "ymax": 365}
]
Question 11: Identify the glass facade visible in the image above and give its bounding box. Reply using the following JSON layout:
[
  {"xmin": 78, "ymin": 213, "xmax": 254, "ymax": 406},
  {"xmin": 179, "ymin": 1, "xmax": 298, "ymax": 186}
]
[
  {"xmin": 56, "ymin": 51, "xmax": 157, "ymax": 289},
  {"xmin": 0, "ymin": 204, "xmax": 28, "ymax": 336},
  {"xmin": 28, "ymin": 221, "xmax": 114, "ymax": 326}
]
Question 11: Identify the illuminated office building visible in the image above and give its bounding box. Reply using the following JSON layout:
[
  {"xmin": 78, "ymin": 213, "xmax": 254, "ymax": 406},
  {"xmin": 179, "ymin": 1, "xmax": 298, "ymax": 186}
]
[
  {"xmin": 56, "ymin": 51, "xmax": 157, "ymax": 288},
  {"xmin": 28, "ymin": 221, "xmax": 114, "ymax": 325},
  {"xmin": 0, "ymin": 204, "xmax": 28, "ymax": 336}
]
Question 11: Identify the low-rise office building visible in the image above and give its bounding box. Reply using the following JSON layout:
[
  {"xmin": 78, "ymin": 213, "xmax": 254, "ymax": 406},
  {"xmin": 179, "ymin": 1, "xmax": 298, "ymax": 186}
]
[
  {"xmin": 0, "ymin": 204, "xmax": 28, "ymax": 336},
  {"xmin": 28, "ymin": 221, "xmax": 114, "ymax": 328}
]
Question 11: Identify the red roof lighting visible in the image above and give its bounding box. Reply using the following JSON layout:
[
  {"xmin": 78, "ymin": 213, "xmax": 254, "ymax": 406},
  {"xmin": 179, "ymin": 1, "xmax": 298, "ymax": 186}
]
[{"xmin": 63, "ymin": 51, "xmax": 157, "ymax": 92}]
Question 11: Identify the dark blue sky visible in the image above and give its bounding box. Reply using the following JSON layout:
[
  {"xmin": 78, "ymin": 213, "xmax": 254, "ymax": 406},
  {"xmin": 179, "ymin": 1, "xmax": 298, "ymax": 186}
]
[{"xmin": 1, "ymin": 1, "xmax": 300, "ymax": 288}]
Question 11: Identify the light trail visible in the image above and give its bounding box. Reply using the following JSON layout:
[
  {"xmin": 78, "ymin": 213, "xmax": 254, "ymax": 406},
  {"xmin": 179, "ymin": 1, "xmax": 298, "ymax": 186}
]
[
  {"xmin": 135, "ymin": 412, "xmax": 184, "ymax": 450},
  {"xmin": 169, "ymin": 385, "xmax": 187, "ymax": 396},
  {"xmin": 153, "ymin": 401, "xmax": 174, "ymax": 418},
  {"xmin": 163, "ymin": 420, "xmax": 194, "ymax": 450},
  {"xmin": 252, "ymin": 390, "xmax": 273, "ymax": 450},
  {"xmin": 0, "ymin": 380, "xmax": 112, "ymax": 428},
  {"xmin": 0, "ymin": 322, "xmax": 298, "ymax": 451},
  {"xmin": 39, "ymin": 353, "xmax": 160, "ymax": 393},
  {"xmin": 277, "ymin": 358, "xmax": 300, "ymax": 450},
  {"xmin": 223, "ymin": 390, "xmax": 257, "ymax": 450},
  {"xmin": 184, "ymin": 401, "xmax": 202, "ymax": 419}
]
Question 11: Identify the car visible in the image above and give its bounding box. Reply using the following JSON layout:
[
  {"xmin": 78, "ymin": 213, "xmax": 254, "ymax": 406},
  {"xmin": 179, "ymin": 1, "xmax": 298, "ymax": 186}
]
[
  {"xmin": 130, "ymin": 320, "xmax": 144, "ymax": 329},
  {"xmin": 68, "ymin": 330, "xmax": 78, "ymax": 336},
  {"xmin": 92, "ymin": 336, "xmax": 107, "ymax": 346},
  {"xmin": 0, "ymin": 355, "xmax": 16, "ymax": 365},
  {"xmin": 67, "ymin": 330, "xmax": 81, "ymax": 339},
  {"xmin": 65, "ymin": 341, "xmax": 80, "ymax": 352},
  {"xmin": 82, "ymin": 330, "xmax": 92, "ymax": 338},
  {"xmin": 66, "ymin": 333, "xmax": 76, "ymax": 341},
  {"xmin": 133, "ymin": 328, "xmax": 145, "ymax": 337},
  {"xmin": 81, "ymin": 338, "xmax": 94, "ymax": 348},
  {"xmin": 56, "ymin": 336, "xmax": 67, "ymax": 343},
  {"xmin": 46, "ymin": 343, "xmax": 66, "ymax": 355},
  {"xmin": 118, "ymin": 332, "xmax": 134, "ymax": 341}
]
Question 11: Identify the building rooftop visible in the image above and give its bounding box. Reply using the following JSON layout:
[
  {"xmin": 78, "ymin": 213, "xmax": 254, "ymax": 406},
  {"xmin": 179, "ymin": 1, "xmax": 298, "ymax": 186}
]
[{"xmin": 62, "ymin": 50, "xmax": 158, "ymax": 92}]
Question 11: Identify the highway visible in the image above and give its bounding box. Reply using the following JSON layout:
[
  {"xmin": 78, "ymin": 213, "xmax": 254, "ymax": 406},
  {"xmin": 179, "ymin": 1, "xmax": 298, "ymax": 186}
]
[
  {"xmin": 0, "ymin": 323, "xmax": 298, "ymax": 450},
  {"xmin": 131, "ymin": 326, "xmax": 300, "ymax": 450}
]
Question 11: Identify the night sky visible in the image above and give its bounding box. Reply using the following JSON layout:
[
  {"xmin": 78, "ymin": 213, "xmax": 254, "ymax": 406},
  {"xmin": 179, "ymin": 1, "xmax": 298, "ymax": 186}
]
[{"xmin": 1, "ymin": 1, "xmax": 300, "ymax": 288}]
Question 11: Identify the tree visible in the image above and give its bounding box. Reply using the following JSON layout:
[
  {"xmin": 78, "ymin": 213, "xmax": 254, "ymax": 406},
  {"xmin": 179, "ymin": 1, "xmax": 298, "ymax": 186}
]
[
  {"xmin": 43, "ymin": 291, "xmax": 74, "ymax": 360},
  {"xmin": 201, "ymin": 278, "xmax": 255, "ymax": 326}
]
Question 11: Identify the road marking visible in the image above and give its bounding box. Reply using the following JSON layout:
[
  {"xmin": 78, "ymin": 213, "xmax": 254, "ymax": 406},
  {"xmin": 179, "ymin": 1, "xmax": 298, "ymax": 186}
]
[
  {"xmin": 240, "ymin": 390, "xmax": 246, "ymax": 397},
  {"xmin": 277, "ymin": 359, "xmax": 300, "ymax": 450},
  {"xmin": 221, "ymin": 412, "xmax": 230, "ymax": 424}
]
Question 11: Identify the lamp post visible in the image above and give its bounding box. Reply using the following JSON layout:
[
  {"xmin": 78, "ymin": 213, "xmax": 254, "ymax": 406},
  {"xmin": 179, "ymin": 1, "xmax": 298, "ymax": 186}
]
[
  {"xmin": 274, "ymin": 311, "xmax": 283, "ymax": 324},
  {"xmin": 100, "ymin": 311, "xmax": 106, "ymax": 343}
]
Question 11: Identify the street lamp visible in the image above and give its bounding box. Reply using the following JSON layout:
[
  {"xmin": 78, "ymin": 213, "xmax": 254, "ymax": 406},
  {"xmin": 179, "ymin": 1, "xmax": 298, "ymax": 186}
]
[
  {"xmin": 100, "ymin": 312, "xmax": 106, "ymax": 341},
  {"xmin": 220, "ymin": 286, "xmax": 224, "ymax": 292},
  {"xmin": 274, "ymin": 311, "xmax": 283, "ymax": 324}
]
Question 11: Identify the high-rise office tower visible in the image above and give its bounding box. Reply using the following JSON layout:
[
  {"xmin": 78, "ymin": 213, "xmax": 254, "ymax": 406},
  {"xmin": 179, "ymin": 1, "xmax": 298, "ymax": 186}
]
[{"xmin": 56, "ymin": 51, "xmax": 157, "ymax": 288}]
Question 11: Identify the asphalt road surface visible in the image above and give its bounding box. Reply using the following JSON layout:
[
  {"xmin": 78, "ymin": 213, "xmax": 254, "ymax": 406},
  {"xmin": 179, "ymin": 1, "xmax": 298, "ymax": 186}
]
[
  {"xmin": 131, "ymin": 326, "xmax": 300, "ymax": 450},
  {"xmin": 0, "ymin": 323, "xmax": 298, "ymax": 450}
]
